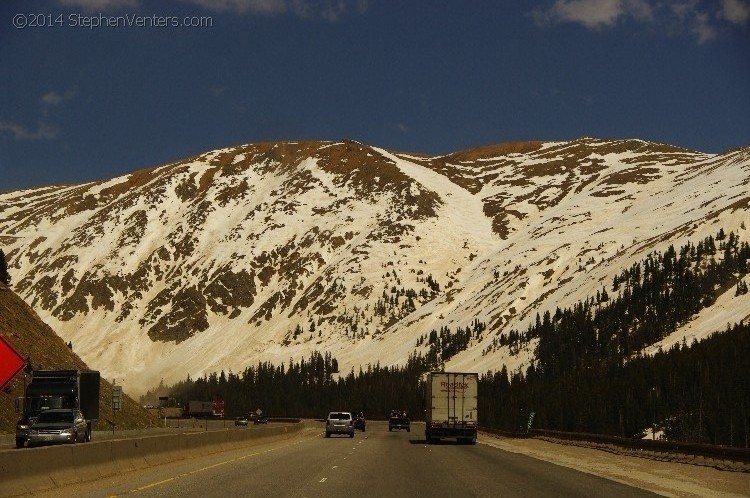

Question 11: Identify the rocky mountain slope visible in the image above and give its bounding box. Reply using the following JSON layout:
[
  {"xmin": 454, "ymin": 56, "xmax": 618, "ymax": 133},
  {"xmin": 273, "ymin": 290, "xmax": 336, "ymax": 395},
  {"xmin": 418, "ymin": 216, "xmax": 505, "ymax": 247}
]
[
  {"xmin": 1, "ymin": 138, "xmax": 748, "ymax": 394},
  {"xmin": 0, "ymin": 283, "xmax": 157, "ymax": 432}
]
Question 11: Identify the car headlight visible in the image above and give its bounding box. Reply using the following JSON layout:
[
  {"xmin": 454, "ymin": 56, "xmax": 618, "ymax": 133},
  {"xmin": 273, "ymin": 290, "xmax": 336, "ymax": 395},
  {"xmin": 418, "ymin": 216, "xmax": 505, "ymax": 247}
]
[
  {"xmin": 60, "ymin": 429, "xmax": 73, "ymax": 435},
  {"xmin": 17, "ymin": 424, "xmax": 29, "ymax": 430}
]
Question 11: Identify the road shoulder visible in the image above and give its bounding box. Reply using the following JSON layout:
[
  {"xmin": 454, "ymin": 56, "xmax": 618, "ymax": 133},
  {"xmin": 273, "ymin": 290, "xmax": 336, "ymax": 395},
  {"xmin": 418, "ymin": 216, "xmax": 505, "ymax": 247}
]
[{"xmin": 480, "ymin": 433, "xmax": 749, "ymax": 498}]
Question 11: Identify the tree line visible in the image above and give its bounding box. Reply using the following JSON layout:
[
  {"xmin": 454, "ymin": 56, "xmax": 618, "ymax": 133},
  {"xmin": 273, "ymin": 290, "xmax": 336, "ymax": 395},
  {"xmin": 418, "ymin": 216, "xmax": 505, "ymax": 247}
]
[
  {"xmin": 145, "ymin": 229, "xmax": 749, "ymax": 445},
  {"xmin": 532, "ymin": 230, "xmax": 748, "ymax": 376},
  {"xmin": 146, "ymin": 351, "xmax": 427, "ymax": 419},
  {"xmin": 480, "ymin": 323, "xmax": 750, "ymax": 447},
  {"xmin": 480, "ymin": 230, "xmax": 749, "ymax": 371},
  {"xmin": 151, "ymin": 321, "xmax": 749, "ymax": 447}
]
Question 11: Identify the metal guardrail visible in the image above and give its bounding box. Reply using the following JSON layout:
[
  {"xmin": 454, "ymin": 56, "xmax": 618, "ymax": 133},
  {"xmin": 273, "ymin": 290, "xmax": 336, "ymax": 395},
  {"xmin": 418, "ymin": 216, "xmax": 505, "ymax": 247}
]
[
  {"xmin": 479, "ymin": 426, "xmax": 750, "ymax": 463},
  {"xmin": 478, "ymin": 426, "xmax": 533, "ymax": 439}
]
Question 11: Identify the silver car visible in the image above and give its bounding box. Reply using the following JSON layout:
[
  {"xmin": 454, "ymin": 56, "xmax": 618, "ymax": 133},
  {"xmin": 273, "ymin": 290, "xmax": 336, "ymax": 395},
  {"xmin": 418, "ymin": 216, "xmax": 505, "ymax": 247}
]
[
  {"xmin": 27, "ymin": 409, "xmax": 88, "ymax": 447},
  {"xmin": 325, "ymin": 411, "xmax": 354, "ymax": 438}
]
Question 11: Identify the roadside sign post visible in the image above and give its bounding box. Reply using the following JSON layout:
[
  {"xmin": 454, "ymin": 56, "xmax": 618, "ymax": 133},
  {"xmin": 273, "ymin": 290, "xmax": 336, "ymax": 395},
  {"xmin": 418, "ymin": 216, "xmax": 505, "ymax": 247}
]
[
  {"xmin": 112, "ymin": 386, "xmax": 122, "ymax": 410},
  {"xmin": 112, "ymin": 385, "xmax": 122, "ymax": 435}
]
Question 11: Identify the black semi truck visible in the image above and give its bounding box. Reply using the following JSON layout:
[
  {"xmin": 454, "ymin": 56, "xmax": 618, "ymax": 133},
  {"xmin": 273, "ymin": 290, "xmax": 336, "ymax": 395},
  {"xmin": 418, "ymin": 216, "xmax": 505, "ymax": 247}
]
[{"xmin": 15, "ymin": 370, "xmax": 100, "ymax": 448}]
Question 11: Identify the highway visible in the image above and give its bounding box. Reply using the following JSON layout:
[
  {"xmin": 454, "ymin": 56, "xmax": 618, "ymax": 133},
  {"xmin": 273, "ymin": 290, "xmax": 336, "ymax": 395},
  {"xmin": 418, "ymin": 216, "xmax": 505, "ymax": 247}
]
[{"xmin": 27, "ymin": 421, "xmax": 656, "ymax": 497}]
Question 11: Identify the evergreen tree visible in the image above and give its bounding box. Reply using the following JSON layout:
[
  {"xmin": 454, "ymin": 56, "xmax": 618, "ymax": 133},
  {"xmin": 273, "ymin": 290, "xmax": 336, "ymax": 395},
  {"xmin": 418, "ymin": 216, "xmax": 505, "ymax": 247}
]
[{"xmin": 0, "ymin": 249, "xmax": 10, "ymax": 286}]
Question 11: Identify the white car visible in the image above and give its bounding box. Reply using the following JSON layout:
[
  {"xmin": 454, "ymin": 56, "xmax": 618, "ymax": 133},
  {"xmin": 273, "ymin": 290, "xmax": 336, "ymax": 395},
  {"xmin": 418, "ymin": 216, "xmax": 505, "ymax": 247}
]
[{"xmin": 325, "ymin": 411, "xmax": 354, "ymax": 438}]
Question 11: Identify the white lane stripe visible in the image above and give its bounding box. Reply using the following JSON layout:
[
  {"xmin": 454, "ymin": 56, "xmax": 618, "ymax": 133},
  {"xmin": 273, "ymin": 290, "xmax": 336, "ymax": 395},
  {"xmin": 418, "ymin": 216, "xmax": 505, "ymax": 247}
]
[{"xmin": 319, "ymin": 478, "xmax": 327, "ymax": 483}]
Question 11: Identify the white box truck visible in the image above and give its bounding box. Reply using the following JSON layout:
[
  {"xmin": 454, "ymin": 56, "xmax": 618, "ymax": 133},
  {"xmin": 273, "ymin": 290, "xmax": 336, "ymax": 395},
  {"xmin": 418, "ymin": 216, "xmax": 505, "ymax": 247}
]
[{"xmin": 424, "ymin": 371, "xmax": 478, "ymax": 444}]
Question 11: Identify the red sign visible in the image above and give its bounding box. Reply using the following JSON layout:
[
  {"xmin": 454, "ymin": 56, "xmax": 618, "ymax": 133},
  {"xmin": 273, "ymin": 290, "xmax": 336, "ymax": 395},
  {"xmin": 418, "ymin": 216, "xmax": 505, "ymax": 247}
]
[{"xmin": 0, "ymin": 336, "xmax": 25, "ymax": 392}]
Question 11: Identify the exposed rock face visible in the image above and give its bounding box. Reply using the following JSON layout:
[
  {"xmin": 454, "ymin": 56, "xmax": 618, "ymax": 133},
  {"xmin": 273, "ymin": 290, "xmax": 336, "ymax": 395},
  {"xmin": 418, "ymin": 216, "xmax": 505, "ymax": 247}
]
[{"xmin": 1, "ymin": 138, "xmax": 748, "ymax": 394}]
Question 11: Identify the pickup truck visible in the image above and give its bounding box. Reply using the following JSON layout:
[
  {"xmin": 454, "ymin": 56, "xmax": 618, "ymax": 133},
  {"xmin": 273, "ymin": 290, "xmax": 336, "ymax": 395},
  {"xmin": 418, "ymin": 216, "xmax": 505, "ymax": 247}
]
[{"xmin": 388, "ymin": 410, "xmax": 410, "ymax": 432}]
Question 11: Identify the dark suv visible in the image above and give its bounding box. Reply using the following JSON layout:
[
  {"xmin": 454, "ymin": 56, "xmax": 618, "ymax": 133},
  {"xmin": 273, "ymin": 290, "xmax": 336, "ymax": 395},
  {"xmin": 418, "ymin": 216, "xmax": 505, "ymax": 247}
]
[
  {"xmin": 352, "ymin": 412, "xmax": 366, "ymax": 432},
  {"xmin": 388, "ymin": 410, "xmax": 410, "ymax": 432}
]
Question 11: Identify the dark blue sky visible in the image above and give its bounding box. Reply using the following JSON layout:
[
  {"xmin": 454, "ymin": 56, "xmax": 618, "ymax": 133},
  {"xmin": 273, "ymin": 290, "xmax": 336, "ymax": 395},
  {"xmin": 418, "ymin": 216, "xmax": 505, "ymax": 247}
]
[{"xmin": 1, "ymin": 0, "xmax": 748, "ymax": 191}]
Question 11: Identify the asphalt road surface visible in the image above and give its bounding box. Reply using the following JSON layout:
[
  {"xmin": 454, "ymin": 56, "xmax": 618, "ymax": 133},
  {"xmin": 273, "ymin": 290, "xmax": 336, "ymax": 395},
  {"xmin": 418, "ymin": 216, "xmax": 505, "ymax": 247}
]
[{"xmin": 30, "ymin": 421, "xmax": 657, "ymax": 497}]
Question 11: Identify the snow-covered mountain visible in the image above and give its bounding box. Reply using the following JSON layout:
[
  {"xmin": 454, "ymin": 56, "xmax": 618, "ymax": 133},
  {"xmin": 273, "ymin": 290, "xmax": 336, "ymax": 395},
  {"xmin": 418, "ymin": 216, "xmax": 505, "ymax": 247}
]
[{"xmin": 1, "ymin": 138, "xmax": 749, "ymax": 394}]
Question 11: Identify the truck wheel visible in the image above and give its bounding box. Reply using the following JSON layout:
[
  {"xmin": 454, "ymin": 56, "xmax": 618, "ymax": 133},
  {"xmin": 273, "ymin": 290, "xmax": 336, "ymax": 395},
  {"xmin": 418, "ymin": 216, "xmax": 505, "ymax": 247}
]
[
  {"xmin": 407, "ymin": 428, "xmax": 410, "ymax": 432},
  {"xmin": 325, "ymin": 432, "xmax": 330, "ymax": 438},
  {"xmin": 349, "ymin": 433, "xmax": 354, "ymax": 438},
  {"xmin": 470, "ymin": 438, "xmax": 477, "ymax": 445},
  {"xmin": 388, "ymin": 427, "xmax": 392, "ymax": 432},
  {"xmin": 15, "ymin": 438, "xmax": 25, "ymax": 449}
]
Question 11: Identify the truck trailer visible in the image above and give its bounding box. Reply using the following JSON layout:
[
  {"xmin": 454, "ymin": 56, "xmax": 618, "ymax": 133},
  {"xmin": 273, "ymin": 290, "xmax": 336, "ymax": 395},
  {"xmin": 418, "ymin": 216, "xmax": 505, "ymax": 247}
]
[
  {"xmin": 185, "ymin": 400, "xmax": 225, "ymax": 418},
  {"xmin": 15, "ymin": 370, "xmax": 100, "ymax": 448},
  {"xmin": 424, "ymin": 371, "xmax": 478, "ymax": 444}
]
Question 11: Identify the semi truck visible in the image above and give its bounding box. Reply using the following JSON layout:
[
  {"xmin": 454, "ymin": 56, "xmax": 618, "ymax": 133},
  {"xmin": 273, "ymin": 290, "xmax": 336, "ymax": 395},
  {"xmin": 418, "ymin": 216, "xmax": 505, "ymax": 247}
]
[
  {"xmin": 185, "ymin": 399, "xmax": 225, "ymax": 418},
  {"xmin": 15, "ymin": 370, "xmax": 100, "ymax": 448},
  {"xmin": 424, "ymin": 371, "xmax": 478, "ymax": 444}
]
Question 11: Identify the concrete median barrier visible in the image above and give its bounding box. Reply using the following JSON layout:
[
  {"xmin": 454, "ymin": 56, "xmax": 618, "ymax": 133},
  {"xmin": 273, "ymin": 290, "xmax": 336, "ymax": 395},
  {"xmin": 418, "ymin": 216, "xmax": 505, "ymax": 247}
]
[
  {"xmin": 110, "ymin": 437, "xmax": 150, "ymax": 475},
  {"xmin": 177, "ymin": 430, "xmax": 201, "ymax": 459},
  {"xmin": 0, "ymin": 445, "xmax": 57, "ymax": 496},
  {"xmin": 139, "ymin": 433, "xmax": 182, "ymax": 467},
  {"xmin": 70, "ymin": 440, "xmax": 113, "ymax": 484},
  {"xmin": 0, "ymin": 421, "xmax": 307, "ymax": 497},
  {"xmin": 35, "ymin": 444, "xmax": 78, "ymax": 488}
]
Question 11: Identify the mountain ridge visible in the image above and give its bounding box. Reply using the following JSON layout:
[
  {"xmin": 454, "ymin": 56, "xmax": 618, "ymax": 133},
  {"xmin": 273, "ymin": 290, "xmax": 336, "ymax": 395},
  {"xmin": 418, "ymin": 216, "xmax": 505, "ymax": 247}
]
[{"xmin": 1, "ymin": 138, "xmax": 748, "ymax": 395}]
